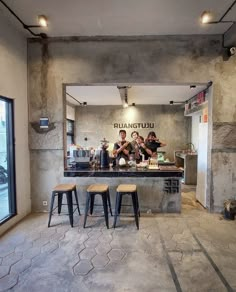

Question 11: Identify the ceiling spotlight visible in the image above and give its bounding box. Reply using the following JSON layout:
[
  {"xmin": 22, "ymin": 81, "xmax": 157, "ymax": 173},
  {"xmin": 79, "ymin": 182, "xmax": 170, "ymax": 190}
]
[
  {"xmin": 169, "ymin": 101, "xmax": 174, "ymax": 105},
  {"xmin": 131, "ymin": 103, "xmax": 136, "ymax": 106},
  {"xmin": 190, "ymin": 85, "xmax": 196, "ymax": 89},
  {"xmin": 201, "ymin": 11, "xmax": 213, "ymax": 24},
  {"xmin": 83, "ymin": 102, "xmax": 87, "ymax": 106},
  {"xmin": 38, "ymin": 15, "xmax": 48, "ymax": 27}
]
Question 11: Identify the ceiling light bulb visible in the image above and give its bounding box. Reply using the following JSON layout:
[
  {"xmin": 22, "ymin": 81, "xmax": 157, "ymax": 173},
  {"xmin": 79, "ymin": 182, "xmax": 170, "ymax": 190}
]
[
  {"xmin": 201, "ymin": 11, "xmax": 212, "ymax": 24},
  {"xmin": 38, "ymin": 15, "xmax": 48, "ymax": 27},
  {"xmin": 123, "ymin": 102, "xmax": 129, "ymax": 108}
]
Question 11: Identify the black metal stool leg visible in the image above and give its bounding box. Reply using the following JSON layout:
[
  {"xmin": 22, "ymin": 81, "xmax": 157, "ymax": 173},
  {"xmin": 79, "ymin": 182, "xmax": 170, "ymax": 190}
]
[
  {"xmin": 58, "ymin": 193, "xmax": 63, "ymax": 214},
  {"xmin": 136, "ymin": 191, "xmax": 141, "ymax": 217},
  {"xmin": 131, "ymin": 193, "xmax": 139, "ymax": 230},
  {"xmin": 90, "ymin": 194, "xmax": 95, "ymax": 215},
  {"xmin": 74, "ymin": 188, "xmax": 81, "ymax": 215},
  {"xmin": 107, "ymin": 189, "xmax": 113, "ymax": 216},
  {"xmin": 118, "ymin": 193, "xmax": 123, "ymax": 215},
  {"xmin": 66, "ymin": 191, "xmax": 74, "ymax": 227},
  {"xmin": 102, "ymin": 194, "xmax": 109, "ymax": 229},
  {"xmin": 83, "ymin": 192, "xmax": 91, "ymax": 228},
  {"xmin": 48, "ymin": 192, "xmax": 56, "ymax": 227},
  {"xmin": 113, "ymin": 192, "xmax": 121, "ymax": 228}
]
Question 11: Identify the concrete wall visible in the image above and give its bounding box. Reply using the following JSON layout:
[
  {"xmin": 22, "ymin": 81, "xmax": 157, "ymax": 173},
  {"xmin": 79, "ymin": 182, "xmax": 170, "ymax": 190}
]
[
  {"xmin": 28, "ymin": 35, "xmax": 236, "ymax": 212},
  {"xmin": 74, "ymin": 104, "xmax": 189, "ymax": 161},
  {"xmin": 0, "ymin": 15, "xmax": 30, "ymax": 235}
]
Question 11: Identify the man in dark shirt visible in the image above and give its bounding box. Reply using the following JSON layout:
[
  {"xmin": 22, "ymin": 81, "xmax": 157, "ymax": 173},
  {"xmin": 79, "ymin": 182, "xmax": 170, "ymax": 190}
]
[{"xmin": 113, "ymin": 129, "xmax": 132, "ymax": 161}]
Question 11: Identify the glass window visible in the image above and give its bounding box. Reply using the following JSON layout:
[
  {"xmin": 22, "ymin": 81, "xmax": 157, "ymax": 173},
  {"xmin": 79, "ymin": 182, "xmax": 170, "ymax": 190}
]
[{"xmin": 0, "ymin": 96, "xmax": 16, "ymax": 224}]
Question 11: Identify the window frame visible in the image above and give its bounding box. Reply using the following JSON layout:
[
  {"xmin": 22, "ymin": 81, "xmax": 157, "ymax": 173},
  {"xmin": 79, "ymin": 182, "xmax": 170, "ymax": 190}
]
[{"xmin": 0, "ymin": 95, "xmax": 16, "ymax": 225}]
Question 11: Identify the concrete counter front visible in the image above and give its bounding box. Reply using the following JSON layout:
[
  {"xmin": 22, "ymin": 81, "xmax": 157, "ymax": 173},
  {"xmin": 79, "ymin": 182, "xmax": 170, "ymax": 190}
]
[{"xmin": 64, "ymin": 166, "xmax": 183, "ymax": 213}]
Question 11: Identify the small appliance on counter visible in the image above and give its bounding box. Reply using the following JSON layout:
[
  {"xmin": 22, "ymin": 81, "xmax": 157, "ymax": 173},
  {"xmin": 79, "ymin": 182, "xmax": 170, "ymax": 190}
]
[
  {"xmin": 100, "ymin": 138, "xmax": 110, "ymax": 168},
  {"xmin": 73, "ymin": 149, "xmax": 91, "ymax": 169}
]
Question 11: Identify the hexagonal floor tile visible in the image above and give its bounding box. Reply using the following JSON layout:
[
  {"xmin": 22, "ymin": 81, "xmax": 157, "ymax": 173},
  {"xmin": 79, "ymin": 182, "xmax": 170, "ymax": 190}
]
[
  {"xmin": 84, "ymin": 238, "xmax": 99, "ymax": 248},
  {"xmin": 98, "ymin": 234, "xmax": 113, "ymax": 244},
  {"xmin": 23, "ymin": 247, "xmax": 41, "ymax": 259},
  {"xmin": 2, "ymin": 252, "xmax": 22, "ymax": 267},
  {"xmin": 91, "ymin": 254, "xmax": 109, "ymax": 268},
  {"xmin": 0, "ymin": 265, "xmax": 10, "ymax": 279},
  {"xmin": 73, "ymin": 260, "xmax": 93, "ymax": 275},
  {"xmin": 108, "ymin": 249, "xmax": 125, "ymax": 262},
  {"xmin": 95, "ymin": 243, "xmax": 111, "ymax": 255},
  {"xmin": 79, "ymin": 248, "xmax": 96, "ymax": 260}
]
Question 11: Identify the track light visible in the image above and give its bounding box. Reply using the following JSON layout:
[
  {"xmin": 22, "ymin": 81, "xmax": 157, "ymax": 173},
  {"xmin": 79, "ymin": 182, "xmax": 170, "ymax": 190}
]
[
  {"xmin": 169, "ymin": 101, "xmax": 185, "ymax": 105},
  {"xmin": 200, "ymin": 2, "xmax": 236, "ymax": 25},
  {"xmin": 66, "ymin": 92, "xmax": 87, "ymax": 106}
]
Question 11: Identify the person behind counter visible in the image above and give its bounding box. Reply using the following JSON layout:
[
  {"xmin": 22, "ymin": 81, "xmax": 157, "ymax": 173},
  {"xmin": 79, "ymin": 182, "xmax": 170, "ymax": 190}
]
[
  {"xmin": 130, "ymin": 131, "xmax": 140, "ymax": 161},
  {"xmin": 113, "ymin": 129, "xmax": 132, "ymax": 161},
  {"xmin": 137, "ymin": 135, "xmax": 153, "ymax": 161},
  {"xmin": 145, "ymin": 131, "xmax": 167, "ymax": 157}
]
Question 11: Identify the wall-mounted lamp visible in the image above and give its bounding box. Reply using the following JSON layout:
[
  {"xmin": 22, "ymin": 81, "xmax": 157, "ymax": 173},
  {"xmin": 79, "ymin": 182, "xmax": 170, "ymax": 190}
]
[
  {"xmin": 0, "ymin": 0, "xmax": 48, "ymax": 38},
  {"xmin": 66, "ymin": 92, "xmax": 87, "ymax": 106}
]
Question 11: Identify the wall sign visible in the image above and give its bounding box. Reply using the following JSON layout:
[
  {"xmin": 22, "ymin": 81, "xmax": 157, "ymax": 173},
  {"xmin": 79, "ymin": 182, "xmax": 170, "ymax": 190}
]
[{"xmin": 114, "ymin": 122, "xmax": 155, "ymax": 129}]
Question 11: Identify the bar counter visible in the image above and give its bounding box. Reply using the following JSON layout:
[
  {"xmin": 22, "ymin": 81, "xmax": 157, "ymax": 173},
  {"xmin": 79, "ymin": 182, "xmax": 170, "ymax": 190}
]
[
  {"xmin": 64, "ymin": 165, "xmax": 182, "ymax": 177},
  {"xmin": 64, "ymin": 165, "xmax": 183, "ymax": 213}
]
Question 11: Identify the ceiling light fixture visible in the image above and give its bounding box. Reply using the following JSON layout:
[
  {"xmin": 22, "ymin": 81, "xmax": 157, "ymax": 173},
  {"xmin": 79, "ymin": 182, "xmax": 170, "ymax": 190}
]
[
  {"xmin": 0, "ymin": 0, "xmax": 48, "ymax": 38},
  {"xmin": 117, "ymin": 86, "xmax": 131, "ymax": 108},
  {"xmin": 38, "ymin": 15, "xmax": 48, "ymax": 27},
  {"xmin": 190, "ymin": 85, "xmax": 196, "ymax": 89},
  {"xmin": 200, "ymin": 1, "xmax": 236, "ymax": 51},
  {"xmin": 66, "ymin": 92, "xmax": 87, "ymax": 106}
]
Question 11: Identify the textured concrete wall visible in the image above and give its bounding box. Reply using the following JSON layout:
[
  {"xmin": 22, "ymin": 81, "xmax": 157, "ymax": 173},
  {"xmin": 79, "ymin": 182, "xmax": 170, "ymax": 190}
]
[
  {"xmin": 0, "ymin": 14, "xmax": 30, "ymax": 235},
  {"xmin": 74, "ymin": 105, "xmax": 189, "ymax": 161},
  {"xmin": 28, "ymin": 35, "xmax": 236, "ymax": 212}
]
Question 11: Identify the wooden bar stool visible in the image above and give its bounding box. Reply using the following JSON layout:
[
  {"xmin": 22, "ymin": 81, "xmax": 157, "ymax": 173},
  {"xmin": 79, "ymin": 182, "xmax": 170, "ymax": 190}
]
[
  {"xmin": 113, "ymin": 184, "xmax": 140, "ymax": 229},
  {"xmin": 83, "ymin": 184, "xmax": 112, "ymax": 229},
  {"xmin": 48, "ymin": 184, "xmax": 81, "ymax": 227}
]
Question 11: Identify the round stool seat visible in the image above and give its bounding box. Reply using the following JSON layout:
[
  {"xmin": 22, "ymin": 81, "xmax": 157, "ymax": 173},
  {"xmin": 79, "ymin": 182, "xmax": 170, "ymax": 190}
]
[
  {"xmin": 117, "ymin": 184, "xmax": 137, "ymax": 193},
  {"xmin": 87, "ymin": 184, "xmax": 108, "ymax": 193},
  {"xmin": 53, "ymin": 184, "xmax": 76, "ymax": 192}
]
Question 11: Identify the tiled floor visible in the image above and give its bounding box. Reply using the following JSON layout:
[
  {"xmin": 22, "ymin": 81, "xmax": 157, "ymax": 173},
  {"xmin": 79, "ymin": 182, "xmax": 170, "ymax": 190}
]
[{"xmin": 0, "ymin": 190, "xmax": 236, "ymax": 292}]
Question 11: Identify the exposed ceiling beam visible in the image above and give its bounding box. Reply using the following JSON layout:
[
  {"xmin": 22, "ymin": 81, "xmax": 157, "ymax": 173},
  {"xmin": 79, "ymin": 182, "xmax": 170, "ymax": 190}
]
[{"xmin": 224, "ymin": 22, "xmax": 236, "ymax": 47}]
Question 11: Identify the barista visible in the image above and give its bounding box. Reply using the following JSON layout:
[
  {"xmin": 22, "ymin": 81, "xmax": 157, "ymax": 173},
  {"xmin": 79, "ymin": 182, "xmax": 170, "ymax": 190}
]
[
  {"xmin": 113, "ymin": 129, "xmax": 132, "ymax": 161},
  {"xmin": 130, "ymin": 131, "xmax": 140, "ymax": 161},
  {"xmin": 137, "ymin": 135, "xmax": 153, "ymax": 161},
  {"xmin": 145, "ymin": 131, "xmax": 167, "ymax": 157}
]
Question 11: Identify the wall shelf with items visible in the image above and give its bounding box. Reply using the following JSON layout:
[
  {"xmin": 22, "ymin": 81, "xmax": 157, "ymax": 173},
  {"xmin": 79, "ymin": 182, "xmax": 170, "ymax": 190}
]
[
  {"xmin": 184, "ymin": 100, "xmax": 208, "ymax": 116},
  {"xmin": 184, "ymin": 87, "xmax": 209, "ymax": 117}
]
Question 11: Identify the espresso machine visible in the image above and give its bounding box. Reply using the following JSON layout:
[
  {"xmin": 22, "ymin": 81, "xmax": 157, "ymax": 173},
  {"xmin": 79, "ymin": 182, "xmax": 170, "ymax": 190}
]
[{"xmin": 100, "ymin": 138, "xmax": 110, "ymax": 168}]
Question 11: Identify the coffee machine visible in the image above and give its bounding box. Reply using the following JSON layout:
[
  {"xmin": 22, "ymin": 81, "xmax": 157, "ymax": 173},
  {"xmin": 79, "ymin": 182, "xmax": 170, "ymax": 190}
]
[{"xmin": 100, "ymin": 138, "xmax": 110, "ymax": 168}]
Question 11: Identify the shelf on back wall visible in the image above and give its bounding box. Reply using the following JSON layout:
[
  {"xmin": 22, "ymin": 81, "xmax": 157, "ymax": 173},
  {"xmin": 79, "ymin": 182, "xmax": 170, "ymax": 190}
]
[{"xmin": 184, "ymin": 100, "xmax": 208, "ymax": 116}]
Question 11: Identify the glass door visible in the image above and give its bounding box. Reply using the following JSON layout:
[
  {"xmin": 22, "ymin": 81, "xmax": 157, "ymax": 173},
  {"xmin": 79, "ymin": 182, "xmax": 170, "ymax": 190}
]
[{"xmin": 0, "ymin": 96, "xmax": 16, "ymax": 223}]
